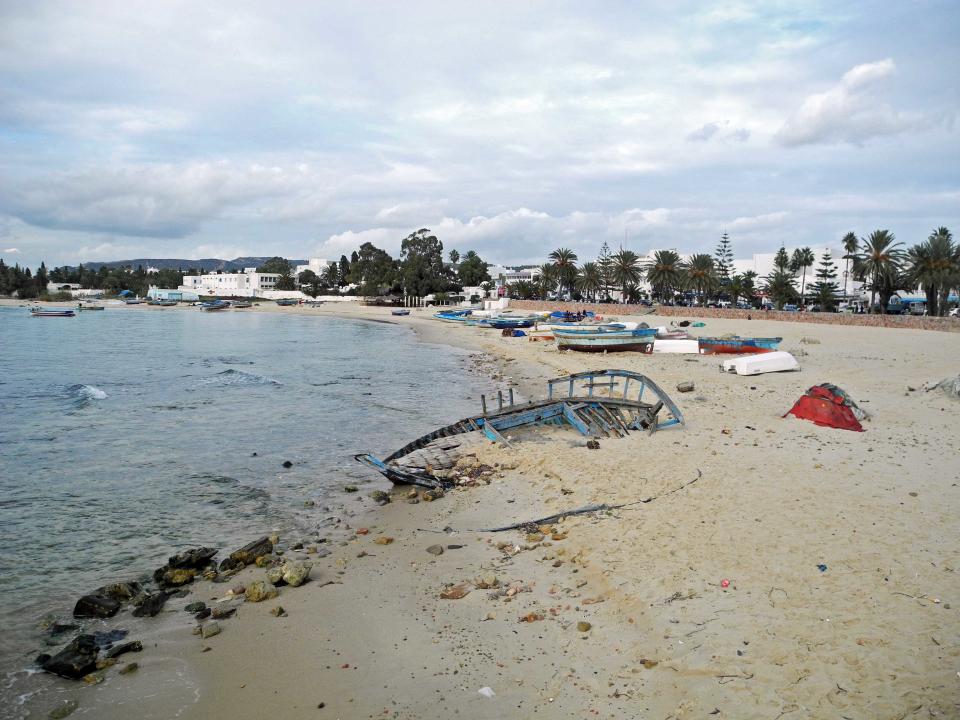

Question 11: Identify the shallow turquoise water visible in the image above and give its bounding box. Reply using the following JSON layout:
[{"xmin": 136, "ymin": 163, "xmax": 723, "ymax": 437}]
[{"xmin": 0, "ymin": 306, "xmax": 485, "ymax": 710}]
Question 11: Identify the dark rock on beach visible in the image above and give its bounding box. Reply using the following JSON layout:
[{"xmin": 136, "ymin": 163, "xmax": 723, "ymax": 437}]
[
  {"xmin": 93, "ymin": 629, "xmax": 127, "ymax": 648},
  {"xmin": 41, "ymin": 634, "xmax": 98, "ymax": 679},
  {"xmin": 219, "ymin": 537, "xmax": 273, "ymax": 570},
  {"xmin": 167, "ymin": 547, "xmax": 218, "ymax": 570},
  {"xmin": 96, "ymin": 581, "xmax": 144, "ymax": 603},
  {"xmin": 103, "ymin": 640, "xmax": 143, "ymax": 659},
  {"xmin": 73, "ymin": 594, "xmax": 121, "ymax": 619},
  {"xmin": 48, "ymin": 622, "xmax": 80, "ymax": 637},
  {"xmin": 185, "ymin": 601, "xmax": 207, "ymax": 613},
  {"xmin": 131, "ymin": 591, "xmax": 172, "ymax": 618}
]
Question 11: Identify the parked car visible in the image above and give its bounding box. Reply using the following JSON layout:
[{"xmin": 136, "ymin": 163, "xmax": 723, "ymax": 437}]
[{"xmin": 783, "ymin": 304, "xmax": 798, "ymax": 312}]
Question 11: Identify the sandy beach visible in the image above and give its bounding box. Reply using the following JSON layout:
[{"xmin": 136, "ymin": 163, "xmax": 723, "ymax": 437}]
[{"xmin": 12, "ymin": 300, "xmax": 960, "ymax": 719}]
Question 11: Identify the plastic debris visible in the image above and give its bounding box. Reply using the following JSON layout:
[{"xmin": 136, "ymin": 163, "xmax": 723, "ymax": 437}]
[
  {"xmin": 478, "ymin": 687, "xmax": 496, "ymax": 698},
  {"xmin": 817, "ymin": 564, "xmax": 827, "ymax": 572},
  {"xmin": 720, "ymin": 579, "xmax": 730, "ymax": 588}
]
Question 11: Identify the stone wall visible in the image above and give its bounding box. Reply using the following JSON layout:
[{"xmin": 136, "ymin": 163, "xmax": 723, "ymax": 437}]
[{"xmin": 508, "ymin": 300, "xmax": 960, "ymax": 333}]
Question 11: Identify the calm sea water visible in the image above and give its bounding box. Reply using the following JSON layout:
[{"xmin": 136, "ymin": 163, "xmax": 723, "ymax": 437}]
[{"xmin": 0, "ymin": 306, "xmax": 487, "ymax": 713}]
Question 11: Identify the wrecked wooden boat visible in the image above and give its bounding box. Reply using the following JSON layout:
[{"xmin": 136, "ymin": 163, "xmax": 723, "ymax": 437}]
[{"xmin": 356, "ymin": 370, "xmax": 684, "ymax": 488}]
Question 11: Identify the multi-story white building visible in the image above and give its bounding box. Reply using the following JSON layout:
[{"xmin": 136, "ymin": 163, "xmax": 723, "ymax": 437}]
[
  {"xmin": 179, "ymin": 269, "xmax": 282, "ymax": 297},
  {"xmin": 294, "ymin": 258, "xmax": 334, "ymax": 277}
]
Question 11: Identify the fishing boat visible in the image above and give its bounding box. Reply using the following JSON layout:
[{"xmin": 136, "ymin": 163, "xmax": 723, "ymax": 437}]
[
  {"xmin": 653, "ymin": 338, "xmax": 700, "ymax": 354},
  {"xmin": 488, "ymin": 316, "xmax": 537, "ymax": 329},
  {"xmin": 721, "ymin": 351, "xmax": 799, "ymax": 376},
  {"xmin": 148, "ymin": 299, "xmax": 178, "ymax": 307},
  {"xmin": 199, "ymin": 300, "xmax": 230, "ymax": 311},
  {"xmin": 275, "ymin": 298, "xmax": 299, "ymax": 307},
  {"xmin": 30, "ymin": 307, "xmax": 75, "ymax": 317},
  {"xmin": 232, "ymin": 300, "xmax": 253, "ymax": 309},
  {"xmin": 76, "ymin": 303, "xmax": 104, "ymax": 311},
  {"xmin": 124, "ymin": 298, "xmax": 144, "ymax": 305},
  {"xmin": 391, "ymin": 308, "xmax": 411, "ymax": 316},
  {"xmin": 543, "ymin": 321, "xmax": 642, "ymax": 334},
  {"xmin": 698, "ymin": 336, "xmax": 782, "ymax": 354},
  {"xmin": 433, "ymin": 309, "xmax": 472, "ymax": 322},
  {"xmin": 356, "ymin": 369, "xmax": 684, "ymax": 488},
  {"xmin": 555, "ymin": 326, "xmax": 656, "ymax": 353}
]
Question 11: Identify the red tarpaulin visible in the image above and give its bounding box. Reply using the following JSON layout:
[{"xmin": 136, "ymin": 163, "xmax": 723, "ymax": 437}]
[{"xmin": 784, "ymin": 384, "xmax": 865, "ymax": 432}]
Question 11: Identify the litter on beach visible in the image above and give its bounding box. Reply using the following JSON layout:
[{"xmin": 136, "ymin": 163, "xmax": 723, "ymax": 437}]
[{"xmin": 785, "ymin": 384, "xmax": 869, "ymax": 431}]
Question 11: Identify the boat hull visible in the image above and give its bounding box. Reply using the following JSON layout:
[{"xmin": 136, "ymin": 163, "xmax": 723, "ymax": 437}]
[
  {"xmin": 556, "ymin": 335, "xmax": 654, "ymax": 353},
  {"xmin": 31, "ymin": 310, "xmax": 75, "ymax": 317},
  {"xmin": 698, "ymin": 337, "xmax": 782, "ymax": 354}
]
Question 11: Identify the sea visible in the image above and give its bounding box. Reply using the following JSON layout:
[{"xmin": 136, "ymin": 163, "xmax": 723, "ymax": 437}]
[{"xmin": 0, "ymin": 305, "xmax": 491, "ymax": 717}]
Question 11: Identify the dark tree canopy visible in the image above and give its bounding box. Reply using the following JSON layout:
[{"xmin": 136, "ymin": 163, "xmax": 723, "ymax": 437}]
[
  {"xmin": 456, "ymin": 250, "xmax": 491, "ymax": 286},
  {"xmin": 256, "ymin": 257, "xmax": 292, "ymax": 274},
  {"xmin": 400, "ymin": 228, "xmax": 447, "ymax": 297}
]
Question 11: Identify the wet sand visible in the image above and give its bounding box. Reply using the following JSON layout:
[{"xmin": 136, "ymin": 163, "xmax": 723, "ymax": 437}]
[{"xmin": 11, "ymin": 300, "xmax": 960, "ymax": 718}]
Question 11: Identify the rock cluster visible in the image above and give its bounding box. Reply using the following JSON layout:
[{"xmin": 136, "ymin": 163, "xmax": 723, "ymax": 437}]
[{"xmin": 219, "ymin": 537, "xmax": 273, "ymax": 571}]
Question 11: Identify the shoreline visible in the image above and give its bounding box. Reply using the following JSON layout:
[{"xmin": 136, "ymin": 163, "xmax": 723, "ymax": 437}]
[{"xmin": 6, "ymin": 301, "xmax": 960, "ymax": 719}]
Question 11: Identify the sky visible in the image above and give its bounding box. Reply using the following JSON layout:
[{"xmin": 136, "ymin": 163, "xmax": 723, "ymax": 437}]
[{"xmin": 1, "ymin": 0, "xmax": 958, "ymax": 270}]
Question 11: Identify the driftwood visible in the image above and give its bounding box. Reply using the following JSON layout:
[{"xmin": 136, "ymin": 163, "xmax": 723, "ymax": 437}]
[{"xmin": 475, "ymin": 469, "xmax": 702, "ymax": 532}]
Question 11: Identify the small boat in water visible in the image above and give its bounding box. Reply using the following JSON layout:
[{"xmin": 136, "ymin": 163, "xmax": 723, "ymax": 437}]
[
  {"xmin": 698, "ymin": 336, "xmax": 782, "ymax": 354},
  {"xmin": 391, "ymin": 308, "xmax": 411, "ymax": 316},
  {"xmin": 30, "ymin": 307, "xmax": 75, "ymax": 317},
  {"xmin": 124, "ymin": 298, "xmax": 144, "ymax": 305},
  {"xmin": 76, "ymin": 303, "xmax": 104, "ymax": 311},
  {"xmin": 199, "ymin": 300, "xmax": 230, "ymax": 311},
  {"xmin": 356, "ymin": 369, "xmax": 684, "ymax": 488},
  {"xmin": 555, "ymin": 325, "xmax": 657, "ymax": 353}
]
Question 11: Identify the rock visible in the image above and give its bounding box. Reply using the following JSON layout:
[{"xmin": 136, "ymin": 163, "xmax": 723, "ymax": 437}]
[
  {"xmin": 92, "ymin": 629, "xmax": 127, "ymax": 648},
  {"xmin": 282, "ymin": 460, "xmax": 293, "ymax": 468},
  {"xmin": 281, "ymin": 561, "xmax": 311, "ymax": 587},
  {"xmin": 676, "ymin": 381, "xmax": 695, "ymax": 393},
  {"xmin": 585, "ymin": 440, "xmax": 600, "ymax": 450},
  {"xmin": 426, "ymin": 545, "xmax": 444, "ymax": 556},
  {"xmin": 254, "ymin": 555, "xmax": 273, "ymax": 568},
  {"xmin": 420, "ymin": 488, "xmax": 444, "ymax": 502},
  {"xmin": 220, "ymin": 537, "xmax": 274, "ymax": 570},
  {"xmin": 474, "ymin": 574, "xmax": 499, "ymax": 589},
  {"xmin": 447, "ymin": 544, "xmax": 464, "ymax": 550},
  {"xmin": 95, "ymin": 658, "xmax": 117, "ymax": 670},
  {"xmin": 48, "ymin": 622, "xmax": 80, "ymax": 637},
  {"xmin": 185, "ymin": 601, "xmax": 207, "ymax": 613},
  {"xmin": 245, "ymin": 580, "xmax": 279, "ymax": 603},
  {"xmin": 73, "ymin": 594, "xmax": 120, "ymax": 619},
  {"xmin": 41, "ymin": 634, "xmax": 98, "ymax": 679},
  {"xmin": 525, "ymin": 532, "xmax": 544, "ymax": 543},
  {"xmin": 161, "ymin": 568, "xmax": 196, "ymax": 587},
  {"xmin": 577, "ymin": 621, "xmax": 592, "ymax": 632},
  {"xmin": 406, "ymin": 489, "xmax": 418, "ymax": 499},
  {"xmin": 48, "ymin": 699, "xmax": 79, "ymax": 719},
  {"xmin": 103, "ymin": 640, "xmax": 143, "ymax": 659},
  {"xmin": 440, "ymin": 584, "xmax": 471, "ymax": 600},
  {"xmin": 81, "ymin": 673, "xmax": 104, "ymax": 685},
  {"xmin": 407, "ymin": 498, "xmax": 419, "ymax": 504},
  {"xmin": 118, "ymin": 662, "xmax": 139, "ymax": 675},
  {"xmin": 200, "ymin": 622, "xmax": 221, "ymax": 639},
  {"xmin": 641, "ymin": 658, "xmax": 658, "ymax": 669},
  {"xmin": 343, "ymin": 485, "xmax": 358, "ymax": 493},
  {"xmin": 268, "ymin": 534, "xmax": 280, "ymax": 545},
  {"xmin": 265, "ymin": 566, "xmax": 285, "ymax": 585},
  {"xmin": 269, "ymin": 606, "xmax": 287, "ymax": 617},
  {"xmin": 211, "ymin": 606, "xmax": 235, "ymax": 620},
  {"xmin": 167, "ymin": 547, "xmax": 218, "ymax": 570},
  {"xmin": 373, "ymin": 536, "xmax": 394, "ymax": 545},
  {"xmin": 304, "ymin": 500, "xmax": 315, "ymax": 507},
  {"xmin": 96, "ymin": 581, "xmax": 144, "ymax": 603},
  {"xmin": 195, "ymin": 608, "xmax": 211, "ymax": 620},
  {"xmin": 131, "ymin": 591, "xmax": 172, "ymax": 618},
  {"xmin": 369, "ymin": 490, "xmax": 391, "ymax": 505},
  {"xmin": 800, "ymin": 337, "xmax": 820, "ymax": 345}
]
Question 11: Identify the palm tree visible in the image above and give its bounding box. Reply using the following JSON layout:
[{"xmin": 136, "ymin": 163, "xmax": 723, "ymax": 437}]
[
  {"xmin": 510, "ymin": 280, "xmax": 535, "ymax": 300},
  {"xmin": 683, "ymin": 253, "xmax": 718, "ymax": 305},
  {"xmin": 790, "ymin": 247, "xmax": 816, "ymax": 304},
  {"xmin": 536, "ymin": 263, "xmax": 557, "ymax": 299},
  {"xmin": 575, "ymin": 262, "xmax": 602, "ymax": 302},
  {"xmin": 645, "ymin": 249, "xmax": 682, "ymax": 302},
  {"xmin": 908, "ymin": 227, "xmax": 958, "ymax": 316},
  {"xmin": 857, "ymin": 230, "xmax": 904, "ymax": 313},
  {"xmin": 448, "ymin": 249, "xmax": 460, "ymax": 265},
  {"xmin": 727, "ymin": 274, "xmax": 745, "ymax": 305},
  {"xmin": 548, "ymin": 248, "xmax": 578, "ymax": 299},
  {"xmin": 841, "ymin": 232, "xmax": 858, "ymax": 300},
  {"xmin": 611, "ymin": 249, "xmax": 641, "ymax": 302},
  {"xmin": 741, "ymin": 270, "xmax": 758, "ymax": 305}
]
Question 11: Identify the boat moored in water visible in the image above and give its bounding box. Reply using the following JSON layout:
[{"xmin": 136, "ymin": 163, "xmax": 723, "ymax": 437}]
[
  {"xmin": 30, "ymin": 307, "xmax": 75, "ymax": 317},
  {"xmin": 391, "ymin": 308, "xmax": 411, "ymax": 316},
  {"xmin": 76, "ymin": 303, "xmax": 104, "ymax": 311},
  {"xmin": 199, "ymin": 300, "xmax": 230, "ymax": 311}
]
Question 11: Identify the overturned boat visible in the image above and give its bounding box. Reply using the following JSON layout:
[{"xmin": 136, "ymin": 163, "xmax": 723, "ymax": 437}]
[{"xmin": 356, "ymin": 370, "xmax": 684, "ymax": 488}]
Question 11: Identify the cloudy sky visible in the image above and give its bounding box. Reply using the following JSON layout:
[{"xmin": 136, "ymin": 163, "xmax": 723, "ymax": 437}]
[{"xmin": 1, "ymin": 1, "xmax": 957, "ymax": 269}]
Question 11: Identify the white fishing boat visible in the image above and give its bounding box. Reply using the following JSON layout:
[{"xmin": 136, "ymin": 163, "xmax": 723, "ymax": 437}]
[
  {"xmin": 721, "ymin": 351, "xmax": 800, "ymax": 376},
  {"xmin": 653, "ymin": 338, "xmax": 700, "ymax": 354}
]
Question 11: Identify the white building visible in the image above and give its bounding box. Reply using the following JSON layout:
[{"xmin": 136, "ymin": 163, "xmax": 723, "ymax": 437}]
[
  {"xmin": 294, "ymin": 258, "xmax": 334, "ymax": 277},
  {"xmin": 179, "ymin": 269, "xmax": 284, "ymax": 297}
]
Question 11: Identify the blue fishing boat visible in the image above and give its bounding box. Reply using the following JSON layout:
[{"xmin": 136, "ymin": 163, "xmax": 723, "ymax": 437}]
[
  {"xmin": 391, "ymin": 308, "xmax": 411, "ymax": 316},
  {"xmin": 199, "ymin": 300, "xmax": 230, "ymax": 311},
  {"xmin": 697, "ymin": 336, "xmax": 782, "ymax": 354},
  {"xmin": 433, "ymin": 309, "xmax": 472, "ymax": 322},
  {"xmin": 275, "ymin": 298, "xmax": 299, "ymax": 307},
  {"xmin": 554, "ymin": 326, "xmax": 656, "ymax": 353},
  {"xmin": 356, "ymin": 369, "xmax": 684, "ymax": 488},
  {"xmin": 488, "ymin": 316, "xmax": 537, "ymax": 329},
  {"xmin": 30, "ymin": 307, "xmax": 75, "ymax": 317}
]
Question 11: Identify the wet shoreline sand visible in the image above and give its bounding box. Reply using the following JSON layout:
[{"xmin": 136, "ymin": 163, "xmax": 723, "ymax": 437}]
[{"xmin": 7, "ymin": 300, "xmax": 960, "ymax": 718}]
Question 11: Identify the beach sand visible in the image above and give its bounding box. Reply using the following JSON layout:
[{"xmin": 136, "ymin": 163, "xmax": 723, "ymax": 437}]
[{"xmin": 11, "ymin": 300, "xmax": 960, "ymax": 718}]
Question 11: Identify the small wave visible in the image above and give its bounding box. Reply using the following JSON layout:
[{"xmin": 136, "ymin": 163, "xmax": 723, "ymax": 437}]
[
  {"xmin": 217, "ymin": 356, "xmax": 255, "ymax": 365},
  {"xmin": 200, "ymin": 369, "xmax": 280, "ymax": 387},
  {"xmin": 66, "ymin": 384, "xmax": 107, "ymax": 408}
]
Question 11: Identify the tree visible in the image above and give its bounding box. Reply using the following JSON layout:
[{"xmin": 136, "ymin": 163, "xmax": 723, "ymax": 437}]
[
  {"xmin": 352, "ymin": 242, "xmax": 399, "ymax": 296},
  {"xmin": 548, "ymin": 248, "xmax": 578, "ymax": 298},
  {"xmin": 741, "ymin": 271, "xmax": 759, "ymax": 305},
  {"xmin": 275, "ymin": 265, "xmax": 296, "ymax": 291},
  {"xmin": 322, "ymin": 263, "xmax": 339, "ymax": 290},
  {"xmin": 596, "ymin": 242, "xmax": 614, "ymax": 300},
  {"xmin": 907, "ymin": 227, "xmax": 957, "ymax": 317},
  {"xmin": 726, "ymin": 274, "xmax": 746, "ymax": 305},
  {"xmin": 457, "ymin": 250, "xmax": 491, "ymax": 286},
  {"xmin": 810, "ymin": 251, "xmax": 840, "ymax": 311},
  {"xmin": 856, "ymin": 230, "xmax": 904, "ymax": 313},
  {"xmin": 298, "ymin": 270, "xmax": 322, "ymax": 297},
  {"xmin": 714, "ymin": 232, "xmax": 733, "ymax": 285},
  {"xmin": 257, "ymin": 257, "xmax": 292, "ymax": 274},
  {"xmin": 338, "ymin": 255, "xmax": 351, "ymax": 287},
  {"xmin": 575, "ymin": 262, "xmax": 602, "ymax": 301},
  {"xmin": 537, "ymin": 263, "xmax": 557, "ymax": 299},
  {"xmin": 448, "ymin": 249, "xmax": 460, "ymax": 265},
  {"xmin": 400, "ymin": 228, "xmax": 446, "ymax": 298},
  {"xmin": 790, "ymin": 247, "xmax": 815, "ymax": 303},
  {"xmin": 510, "ymin": 280, "xmax": 536, "ymax": 300},
  {"xmin": 611, "ymin": 249, "xmax": 641, "ymax": 302},
  {"xmin": 841, "ymin": 232, "xmax": 859, "ymax": 299},
  {"xmin": 763, "ymin": 247, "xmax": 798, "ymax": 309},
  {"xmin": 683, "ymin": 253, "xmax": 718, "ymax": 304},
  {"xmin": 645, "ymin": 249, "xmax": 682, "ymax": 302},
  {"xmin": 35, "ymin": 262, "xmax": 49, "ymax": 295}
]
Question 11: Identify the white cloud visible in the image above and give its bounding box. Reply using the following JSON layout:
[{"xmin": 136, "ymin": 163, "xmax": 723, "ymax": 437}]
[
  {"xmin": 687, "ymin": 123, "xmax": 720, "ymax": 142},
  {"xmin": 776, "ymin": 58, "xmax": 923, "ymax": 146},
  {"xmin": 3, "ymin": 247, "xmax": 20, "ymax": 253}
]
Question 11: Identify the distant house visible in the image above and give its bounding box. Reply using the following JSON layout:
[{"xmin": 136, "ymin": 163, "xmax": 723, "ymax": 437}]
[{"xmin": 147, "ymin": 286, "xmax": 200, "ymax": 302}]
